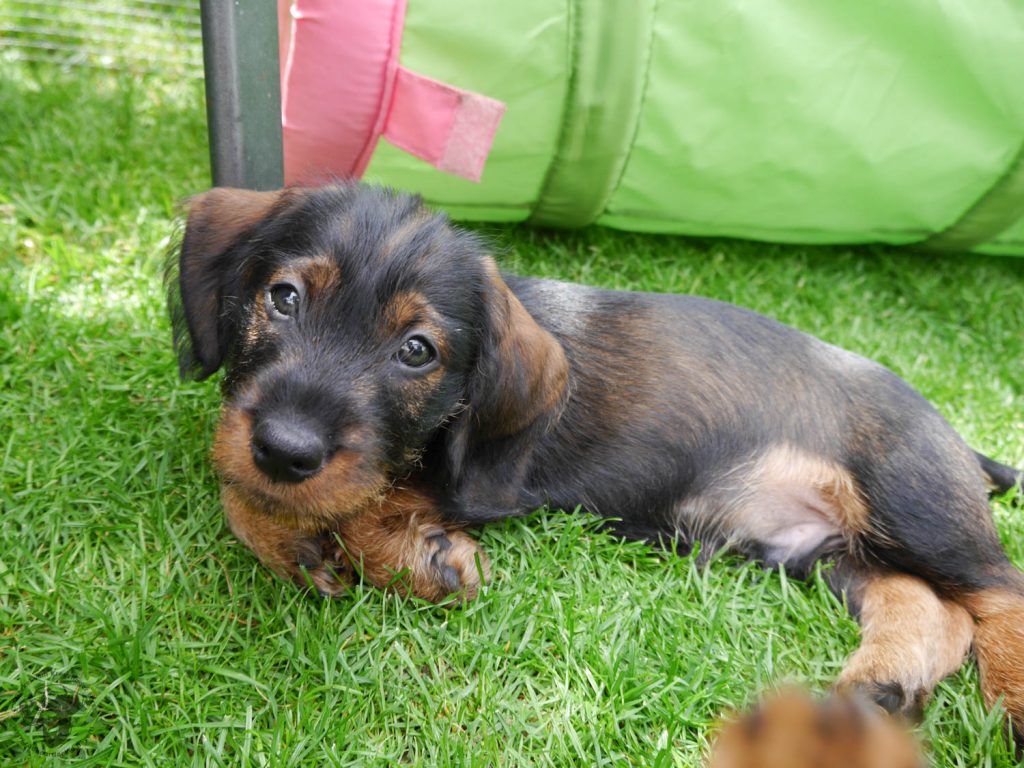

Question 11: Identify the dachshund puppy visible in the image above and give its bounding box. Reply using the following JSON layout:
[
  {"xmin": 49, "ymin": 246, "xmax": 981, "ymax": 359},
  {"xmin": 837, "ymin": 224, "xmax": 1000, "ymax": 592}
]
[{"xmin": 168, "ymin": 183, "xmax": 1023, "ymax": 748}]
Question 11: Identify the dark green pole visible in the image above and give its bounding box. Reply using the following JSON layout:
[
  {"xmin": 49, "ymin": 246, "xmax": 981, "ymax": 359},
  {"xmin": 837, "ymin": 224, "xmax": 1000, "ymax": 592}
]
[{"xmin": 199, "ymin": 0, "xmax": 284, "ymax": 190}]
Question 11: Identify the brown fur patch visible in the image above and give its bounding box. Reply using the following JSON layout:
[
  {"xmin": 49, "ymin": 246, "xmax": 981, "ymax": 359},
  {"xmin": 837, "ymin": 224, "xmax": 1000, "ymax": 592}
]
[
  {"xmin": 476, "ymin": 262, "xmax": 569, "ymax": 438},
  {"xmin": 184, "ymin": 187, "xmax": 288, "ymax": 262},
  {"xmin": 386, "ymin": 290, "xmax": 430, "ymax": 332},
  {"xmin": 709, "ymin": 690, "xmax": 922, "ymax": 768},
  {"xmin": 383, "ymin": 290, "xmax": 449, "ymax": 356},
  {"xmin": 222, "ymin": 481, "xmax": 488, "ymax": 602},
  {"xmin": 222, "ymin": 484, "xmax": 355, "ymax": 596},
  {"xmin": 402, "ymin": 368, "xmax": 447, "ymax": 423},
  {"xmin": 385, "ymin": 290, "xmax": 430, "ymax": 331},
  {"xmin": 267, "ymin": 256, "xmax": 341, "ymax": 298},
  {"xmin": 684, "ymin": 445, "xmax": 874, "ymax": 559},
  {"xmin": 380, "ymin": 290, "xmax": 450, "ymax": 421},
  {"xmin": 241, "ymin": 287, "xmax": 269, "ymax": 353},
  {"xmin": 754, "ymin": 445, "xmax": 871, "ymax": 537},
  {"xmin": 178, "ymin": 188, "xmax": 294, "ymax": 370},
  {"xmin": 300, "ymin": 256, "xmax": 340, "ymax": 297},
  {"xmin": 836, "ymin": 573, "xmax": 973, "ymax": 715},
  {"xmin": 212, "ymin": 405, "xmax": 387, "ymax": 531},
  {"xmin": 960, "ymin": 588, "xmax": 1024, "ymax": 742},
  {"xmin": 332, "ymin": 486, "xmax": 490, "ymax": 602}
]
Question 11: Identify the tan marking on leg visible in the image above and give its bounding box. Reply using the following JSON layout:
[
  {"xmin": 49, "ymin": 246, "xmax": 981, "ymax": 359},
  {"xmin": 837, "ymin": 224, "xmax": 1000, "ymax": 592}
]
[
  {"xmin": 333, "ymin": 486, "xmax": 490, "ymax": 603},
  {"xmin": 709, "ymin": 690, "xmax": 922, "ymax": 768},
  {"xmin": 960, "ymin": 588, "xmax": 1024, "ymax": 746},
  {"xmin": 836, "ymin": 573, "xmax": 973, "ymax": 716},
  {"xmin": 222, "ymin": 484, "xmax": 354, "ymax": 596},
  {"xmin": 683, "ymin": 445, "xmax": 875, "ymax": 560},
  {"xmin": 753, "ymin": 445, "xmax": 871, "ymax": 537},
  {"xmin": 223, "ymin": 480, "xmax": 488, "ymax": 603}
]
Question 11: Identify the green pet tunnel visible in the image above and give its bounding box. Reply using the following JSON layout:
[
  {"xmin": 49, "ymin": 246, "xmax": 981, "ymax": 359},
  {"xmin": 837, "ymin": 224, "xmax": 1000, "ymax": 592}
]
[{"xmin": 279, "ymin": 0, "xmax": 1024, "ymax": 256}]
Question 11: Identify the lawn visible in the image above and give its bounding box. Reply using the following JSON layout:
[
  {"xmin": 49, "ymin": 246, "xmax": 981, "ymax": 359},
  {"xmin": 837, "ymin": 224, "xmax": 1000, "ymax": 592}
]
[{"xmin": 1, "ymin": 53, "xmax": 1023, "ymax": 767}]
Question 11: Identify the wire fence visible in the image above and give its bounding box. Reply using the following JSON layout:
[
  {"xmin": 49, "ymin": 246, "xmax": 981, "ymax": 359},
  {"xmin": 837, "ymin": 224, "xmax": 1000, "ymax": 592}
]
[{"xmin": 0, "ymin": 0, "xmax": 203, "ymax": 76}]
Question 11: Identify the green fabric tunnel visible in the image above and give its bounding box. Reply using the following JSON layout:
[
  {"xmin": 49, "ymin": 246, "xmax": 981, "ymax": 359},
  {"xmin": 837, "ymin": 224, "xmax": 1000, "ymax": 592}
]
[{"xmin": 280, "ymin": 0, "xmax": 1024, "ymax": 256}]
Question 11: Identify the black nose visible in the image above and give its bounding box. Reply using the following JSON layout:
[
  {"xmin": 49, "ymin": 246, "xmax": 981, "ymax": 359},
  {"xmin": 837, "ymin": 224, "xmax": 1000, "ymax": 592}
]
[{"xmin": 251, "ymin": 416, "xmax": 326, "ymax": 483}]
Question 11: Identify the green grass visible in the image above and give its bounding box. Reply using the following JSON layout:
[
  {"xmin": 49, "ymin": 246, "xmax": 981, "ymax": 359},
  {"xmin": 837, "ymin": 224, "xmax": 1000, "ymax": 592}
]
[{"xmin": 1, "ymin": 57, "xmax": 1022, "ymax": 768}]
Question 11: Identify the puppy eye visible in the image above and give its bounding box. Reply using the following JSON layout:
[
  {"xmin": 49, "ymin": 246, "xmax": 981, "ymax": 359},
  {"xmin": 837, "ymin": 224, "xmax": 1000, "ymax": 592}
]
[
  {"xmin": 268, "ymin": 283, "xmax": 300, "ymax": 318},
  {"xmin": 396, "ymin": 336, "xmax": 435, "ymax": 368}
]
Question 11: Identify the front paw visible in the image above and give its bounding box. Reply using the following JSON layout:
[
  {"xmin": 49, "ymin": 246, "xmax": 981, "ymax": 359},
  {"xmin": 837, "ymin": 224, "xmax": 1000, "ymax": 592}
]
[
  {"xmin": 414, "ymin": 525, "xmax": 491, "ymax": 603},
  {"xmin": 337, "ymin": 518, "xmax": 491, "ymax": 604},
  {"xmin": 285, "ymin": 532, "xmax": 355, "ymax": 598}
]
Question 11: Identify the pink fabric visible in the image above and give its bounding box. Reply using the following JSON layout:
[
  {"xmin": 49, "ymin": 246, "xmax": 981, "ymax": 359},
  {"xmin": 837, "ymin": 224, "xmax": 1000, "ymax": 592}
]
[
  {"xmin": 279, "ymin": 0, "xmax": 505, "ymax": 185},
  {"xmin": 384, "ymin": 68, "xmax": 506, "ymax": 183},
  {"xmin": 280, "ymin": 0, "xmax": 405, "ymax": 184}
]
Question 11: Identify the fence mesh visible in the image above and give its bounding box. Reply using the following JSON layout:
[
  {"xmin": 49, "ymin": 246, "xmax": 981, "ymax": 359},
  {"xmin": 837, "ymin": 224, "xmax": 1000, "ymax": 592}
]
[{"xmin": 0, "ymin": 0, "xmax": 202, "ymax": 76}]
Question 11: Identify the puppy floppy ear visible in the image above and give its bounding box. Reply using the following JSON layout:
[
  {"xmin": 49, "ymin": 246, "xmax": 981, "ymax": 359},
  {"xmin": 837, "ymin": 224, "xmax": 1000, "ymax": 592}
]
[
  {"xmin": 167, "ymin": 187, "xmax": 287, "ymax": 380},
  {"xmin": 468, "ymin": 261, "xmax": 570, "ymax": 439}
]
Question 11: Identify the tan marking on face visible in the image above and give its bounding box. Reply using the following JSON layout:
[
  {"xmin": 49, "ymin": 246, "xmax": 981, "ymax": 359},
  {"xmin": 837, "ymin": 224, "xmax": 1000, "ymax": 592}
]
[
  {"xmin": 385, "ymin": 291, "xmax": 450, "ymax": 425},
  {"xmin": 212, "ymin": 405, "xmax": 388, "ymax": 532},
  {"xmin": 268, "ymin": 256, "xmax": 341, "ymax": 298},
  {"xmin": 381, "ymin": 291, "xmax": 450, "ymax": 421},
  {"xmin": 402, "ymin": 367, "xmax": 448, "ymax": 422},
  {"xmin": 384, "ymin": 290, "xmax": 450, "ymax": 355},
  {"xmin": 242, "ymin": 291, "xmax": 269, "ymax": 353},
  {"xmin": 836, "ymin": 573, "xmax": 973, "ymax": 709},
  {"xmin": 386, "ymin": 290, "xmax": 430, "ymax": 334},
  {"xmin": 301, "ymin": 256, "xmax": 341, "ymax": 297}
]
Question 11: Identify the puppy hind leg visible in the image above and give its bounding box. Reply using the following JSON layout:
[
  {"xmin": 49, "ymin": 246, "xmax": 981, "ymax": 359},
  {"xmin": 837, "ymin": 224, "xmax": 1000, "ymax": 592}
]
[
  {"xmin": 862, "ymin": 507, "xmax": 1024, "ymax": 748},
  {"xmin": 956, "ymin": 574, "xmax": 1024, "ymax": 751},
  {"xmin": 832, "ymin": 562, "xmax": 974, "ymax": 720},
  {"xmin": 851, "ymin": 430, "xmax": 1024, "ymax": 747}
]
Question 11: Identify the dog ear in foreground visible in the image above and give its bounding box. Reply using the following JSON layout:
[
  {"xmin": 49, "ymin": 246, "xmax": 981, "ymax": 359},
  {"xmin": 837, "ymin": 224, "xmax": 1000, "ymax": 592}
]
[
  {"xmin": 167, "ymin": 183, "xmax": 1024, "ymax": 754},
  {"xmin": 708, "ymin": 690, "xmax": 923, "ymax": 768}
]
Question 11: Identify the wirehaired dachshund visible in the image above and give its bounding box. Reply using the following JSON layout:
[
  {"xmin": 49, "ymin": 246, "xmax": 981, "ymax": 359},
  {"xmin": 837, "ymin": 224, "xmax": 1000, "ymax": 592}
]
[{"xmin": 168, "ymin": 183, "xmax": 1024, "ymax": 749}]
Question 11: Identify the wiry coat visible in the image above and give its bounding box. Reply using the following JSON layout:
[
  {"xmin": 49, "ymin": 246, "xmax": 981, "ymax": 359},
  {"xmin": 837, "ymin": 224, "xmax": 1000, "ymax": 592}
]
[{"xmin": 169, "ymin": 183, "xmax": 1024, "ymax": 750}]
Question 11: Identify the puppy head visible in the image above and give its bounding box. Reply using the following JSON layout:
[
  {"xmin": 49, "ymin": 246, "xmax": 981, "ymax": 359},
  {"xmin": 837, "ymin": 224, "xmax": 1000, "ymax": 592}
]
[{"xmin": 168, "ymin": 183, "xmax": 567, "ymax": 527}]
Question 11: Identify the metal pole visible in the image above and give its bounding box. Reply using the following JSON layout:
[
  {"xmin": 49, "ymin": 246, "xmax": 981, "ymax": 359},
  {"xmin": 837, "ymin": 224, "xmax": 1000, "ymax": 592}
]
[{"xmin": 199, "ymin": 0, "xmax": 284, "ymax": 190}]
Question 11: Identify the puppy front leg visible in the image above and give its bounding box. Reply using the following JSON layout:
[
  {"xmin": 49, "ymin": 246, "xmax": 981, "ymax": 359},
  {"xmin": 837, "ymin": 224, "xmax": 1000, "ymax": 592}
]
[
  {"xmin": 223, "ymin": 483, "xmax": 489, "ymax": 603},
  {"xmin": 222, "ymin": 484, "xmax": 355, "ymax": 597},
  {"xmin": 333, "ymin": 486, "xmax": 491, "ymax": 603}
]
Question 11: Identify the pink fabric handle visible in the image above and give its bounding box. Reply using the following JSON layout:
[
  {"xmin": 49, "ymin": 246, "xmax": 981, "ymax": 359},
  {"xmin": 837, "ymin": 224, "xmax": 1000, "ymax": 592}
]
[
  {"xmin": 280, "ymin": 0, "xmax": 505, "ymax": 185},
  {"xmin": 384, "ymin": 67, "xmax": 506, "ymax": 183}
]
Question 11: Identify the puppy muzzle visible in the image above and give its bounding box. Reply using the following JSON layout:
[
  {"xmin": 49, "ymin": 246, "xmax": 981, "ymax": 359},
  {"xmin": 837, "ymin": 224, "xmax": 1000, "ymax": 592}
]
[{"xmin": 251, "ymin": 414, "xmax": 327, "ymax": 483}]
